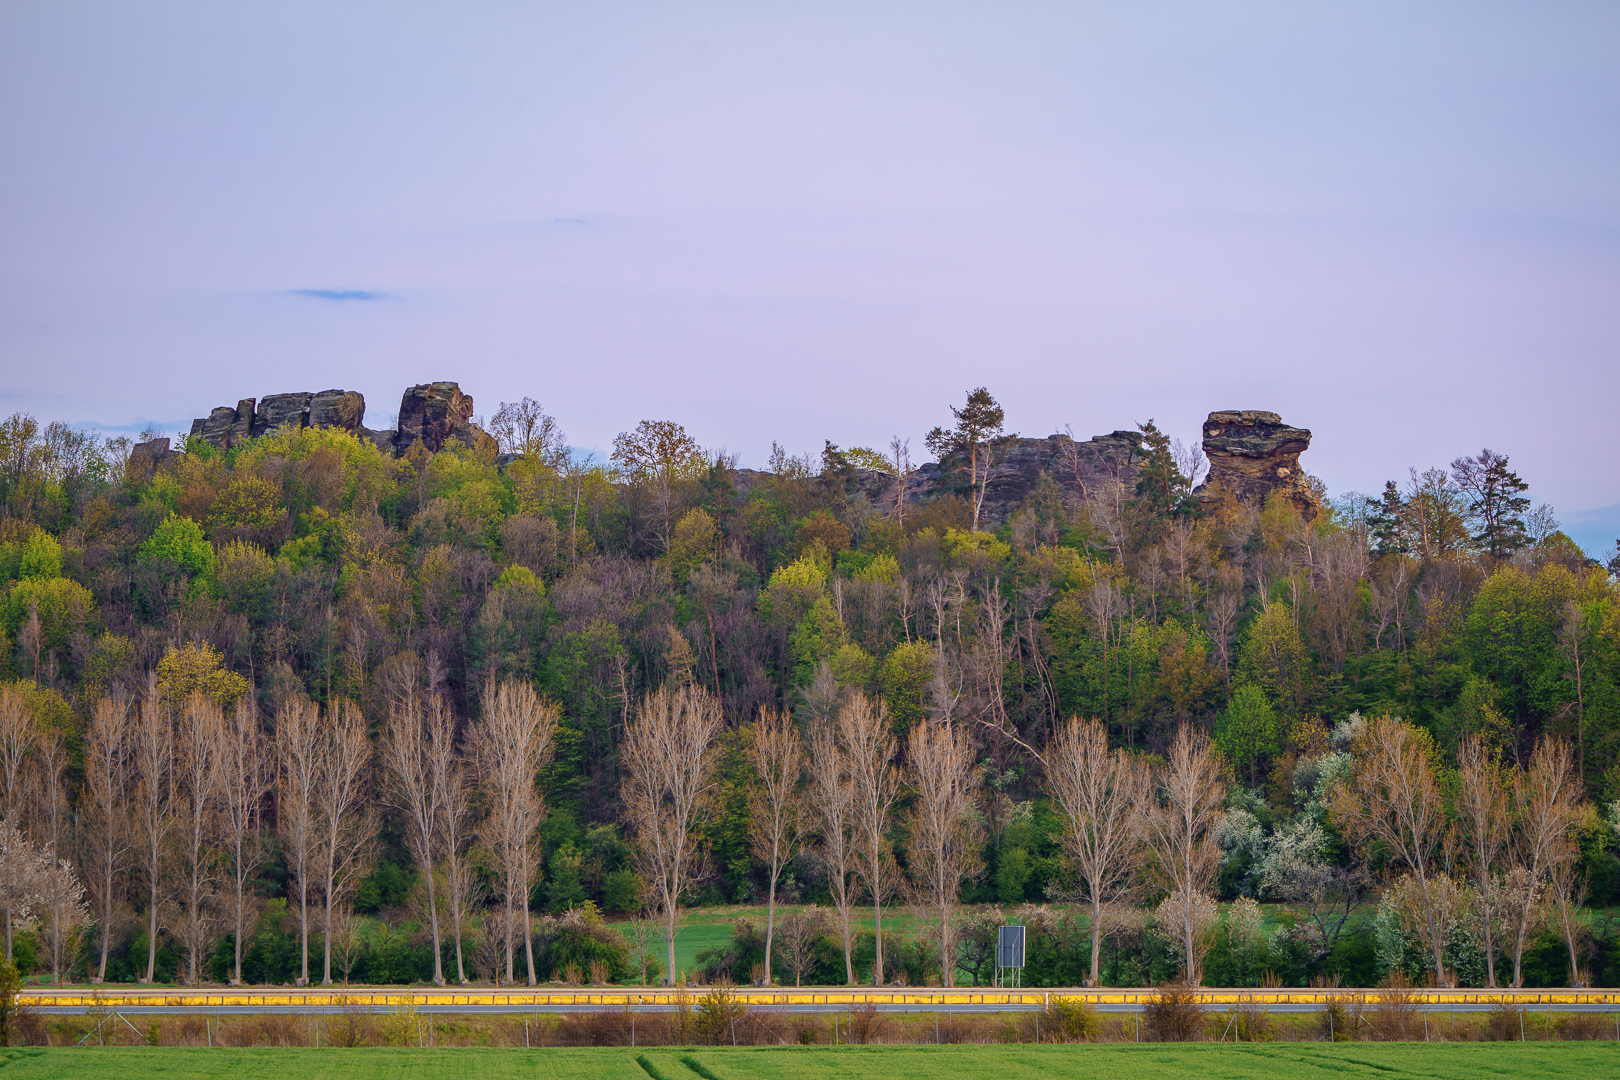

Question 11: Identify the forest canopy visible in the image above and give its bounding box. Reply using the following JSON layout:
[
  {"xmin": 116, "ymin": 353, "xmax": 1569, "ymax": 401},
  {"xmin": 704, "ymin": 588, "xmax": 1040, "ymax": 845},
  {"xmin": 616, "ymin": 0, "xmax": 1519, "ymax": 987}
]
[{"xmin": 0, "ymin": 392, "xmax": 1616, "ymax": 991}]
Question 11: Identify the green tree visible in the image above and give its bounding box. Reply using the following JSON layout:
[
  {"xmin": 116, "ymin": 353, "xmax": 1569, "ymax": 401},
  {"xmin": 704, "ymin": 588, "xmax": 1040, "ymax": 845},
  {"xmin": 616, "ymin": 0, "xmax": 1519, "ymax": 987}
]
[
  {"xmin": 1132, "ymin": 419, "xmax": 1190, "ymax": 520},
  {"xmin": 926, "ymin": 387, "xmax": 1009, "ymax": 531},
  {"xmin": 0, "ymin": 528, "xmax": 62, "ymax": 582},
  {"xmin": 1366, "ymin": 480, "xmax": 1409, "ymax": 556},
  {"xmin": 139, "ymin": 513, "xmax": 215, "ymax": 585},
  {"xmin": 1217, "ymin": 684, "xmax": 1280, "ymax": 785},
  {"xmin": 1451, "ymin": 448, "xmax": 1531, "ymax": 560},
  {"xmin": 612, "ymin": 419, "xmax": 707, "ymax": 550},
  {"xmin": 1238, "ymin": 602, "xmax": 1311, "ymax": 717},
  {"xmin": 667, "ymin": 508, "xmax": 718, "ymax": 585},
  {"xmin": 880, "ymin": 641, "xmax": 936, "ymax": 730}
]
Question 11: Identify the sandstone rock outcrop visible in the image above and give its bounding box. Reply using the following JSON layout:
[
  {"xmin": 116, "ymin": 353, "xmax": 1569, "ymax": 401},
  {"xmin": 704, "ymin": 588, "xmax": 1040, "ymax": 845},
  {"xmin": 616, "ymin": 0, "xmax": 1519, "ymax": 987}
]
[
  {"xmin": 252, "ymin": 393, "xmax": 314, "ymax": 438},
  {"xmin": 307, "ymin": 389, "xmax": 365, "ymax": 431},
  {"xmin": 394, "ymin": 381, "xmax": 494, "ymax": 455},
  {"xmin": 181, "ymin": 385, "xmax": 1311, "ymax": 523},
  {"xmin": 187, "ymin": 382, "xmax": 494, "ymax": 457},
  {"xmin": 126, "ymin": 437, "xmax": 174, "ymax": 482},
  {"xmin": 1193, "ymin": 410, "xmax": 1319, "ymax": 520}
]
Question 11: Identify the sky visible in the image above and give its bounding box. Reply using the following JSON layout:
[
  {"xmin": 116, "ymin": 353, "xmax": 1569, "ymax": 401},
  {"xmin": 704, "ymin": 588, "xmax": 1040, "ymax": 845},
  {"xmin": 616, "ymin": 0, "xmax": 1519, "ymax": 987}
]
[{"xmin": 2, "ymin": 2, "xmax": 1617, "ymax": 552}]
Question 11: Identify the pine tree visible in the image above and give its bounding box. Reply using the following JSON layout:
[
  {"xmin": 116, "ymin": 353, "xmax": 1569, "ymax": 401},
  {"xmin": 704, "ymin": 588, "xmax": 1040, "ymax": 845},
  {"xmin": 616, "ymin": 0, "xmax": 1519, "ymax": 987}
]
[
  {"xmin": 1366, "ymin": 480, "xmax": 1409, "ymax": 556},
  {"xmin": 1132, "ymin": 420, "xmax": 1189, "ymax": 518},
  {"xmin": 1450, "ymin": 449, "xmax": 1531, "ymax": 559},
  {"xmin": 925, "ymin": 388, "xmax": 1010, "ymax": 530}
]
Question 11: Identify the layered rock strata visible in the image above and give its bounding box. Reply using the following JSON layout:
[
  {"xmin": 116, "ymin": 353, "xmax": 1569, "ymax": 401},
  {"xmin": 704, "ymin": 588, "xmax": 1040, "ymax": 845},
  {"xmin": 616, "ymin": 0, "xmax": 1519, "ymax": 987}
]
[
  {"xmin": 1193, "ymin": 410, "xmax": 1319, "ymax": 520},
  {"xmin": 186, "ymin": 382, "xmax": 494, "ymax": 457}
]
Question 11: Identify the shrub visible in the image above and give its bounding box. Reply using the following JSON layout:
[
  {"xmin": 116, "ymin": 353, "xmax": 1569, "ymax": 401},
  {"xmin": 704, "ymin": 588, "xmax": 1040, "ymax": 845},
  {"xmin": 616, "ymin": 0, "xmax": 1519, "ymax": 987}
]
[
  {"xmin": 1368, "ymin": 971, "xmax": 1418, "ymax": 1041},
  {"xmin": 1143, "ymin": 983, "xmax": 1205, "ymax": 1042},
  {"xmin": 535, "ymin": 902, "xmax": 632, "ymax": 983},
  {"xmin": 1041, "ymin": 995, "xmax": 1100, "ymax": 1042},
  {"xmin": 0, "ymin": 960, "xmax": 19, "ymax": 1046},
  {"xmin": 1488, "ymin": 998, "xmax": 1525, "ymax": 1041},
  {"xmin": 695, "ymin": 985, "xmax": 748, "ymax": 1045}
]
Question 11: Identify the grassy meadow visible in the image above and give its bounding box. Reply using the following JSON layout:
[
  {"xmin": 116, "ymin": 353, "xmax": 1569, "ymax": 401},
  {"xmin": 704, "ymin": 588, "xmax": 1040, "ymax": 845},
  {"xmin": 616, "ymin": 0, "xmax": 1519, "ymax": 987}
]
[{"xmin": 1, "ymin": 1043, "xmax": 1616, "ymax": 1080}]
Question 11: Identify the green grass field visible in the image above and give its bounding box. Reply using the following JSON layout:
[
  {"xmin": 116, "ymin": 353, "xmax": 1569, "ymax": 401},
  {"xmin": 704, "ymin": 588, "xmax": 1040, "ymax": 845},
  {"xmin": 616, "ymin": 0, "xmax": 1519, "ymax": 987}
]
[
  {"xmin": 625, "ymin": 907, "xmax": 934, "ymax": 981},
  {"xmin": 1, "ymin": 1043, "xmax": 1615, "ymax": 1080}
]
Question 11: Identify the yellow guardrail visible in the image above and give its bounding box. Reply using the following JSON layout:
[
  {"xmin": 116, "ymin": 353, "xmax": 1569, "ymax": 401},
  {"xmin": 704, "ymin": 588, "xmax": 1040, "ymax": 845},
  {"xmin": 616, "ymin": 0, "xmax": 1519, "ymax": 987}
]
[{"xmin": 18, "ymin": 986, "xmax": 1620, "ymax": 1010}]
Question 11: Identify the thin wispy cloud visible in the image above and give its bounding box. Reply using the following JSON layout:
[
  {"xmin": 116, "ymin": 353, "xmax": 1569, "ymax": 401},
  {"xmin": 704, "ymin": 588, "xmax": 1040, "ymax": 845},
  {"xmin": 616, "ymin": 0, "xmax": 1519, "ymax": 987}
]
[{"xmin": 287, "ymin": 289, "xmax": 390, "ymax": 302}]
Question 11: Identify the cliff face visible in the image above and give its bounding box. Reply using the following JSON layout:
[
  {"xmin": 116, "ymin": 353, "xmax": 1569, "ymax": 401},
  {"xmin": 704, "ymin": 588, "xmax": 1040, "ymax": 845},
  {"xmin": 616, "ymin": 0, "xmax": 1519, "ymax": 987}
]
[
  {"xmin": 906, "ymin": 431, "xmax": 1144, "ymax": 524},
  {"xmin": 1194, "ymin": 409, "xmax": 1319, "ymax": 520},
  {"xmin": 186, "ymin": 382, "xmax": 495, "ymax": 457}
]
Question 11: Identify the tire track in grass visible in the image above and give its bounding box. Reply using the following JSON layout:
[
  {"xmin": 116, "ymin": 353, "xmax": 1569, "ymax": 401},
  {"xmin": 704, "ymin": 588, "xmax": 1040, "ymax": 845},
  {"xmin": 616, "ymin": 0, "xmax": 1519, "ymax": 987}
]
[
  {"xmin": 637, "ymin": 1052, "xmax": 678, "ymax": 1080},
  {"xmin": 679, "ymin": 1053, "xmax": 724, "ymax": 1079}
]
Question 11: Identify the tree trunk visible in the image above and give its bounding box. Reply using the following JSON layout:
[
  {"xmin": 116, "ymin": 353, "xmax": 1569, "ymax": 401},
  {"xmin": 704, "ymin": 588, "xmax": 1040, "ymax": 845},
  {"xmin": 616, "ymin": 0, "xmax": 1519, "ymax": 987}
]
[
  {"xmin": 763, "ymin": 866, "xmax": 777, "ymax": 986},
  {"xmin": 522, "ymin": 861, "xmax": 536, "ymax": 986},
  {"xmin": 426, "ymin": 873, "xmax": 444, "ymax": 985},
  {"xmin": 453, "ymin": 901, "xmax": 466, "ymax": 985},
  {"xmin": 504, "ymin": 892, "xmax": 515, "ymax": 984},
  {"xmin": 234, "ymin": 873, "xmax": 245, "ymax": 986},
  {"xmin": 1089, "ymin": 899, "xmax": 1102, "ymax": 987},
  {"xmin": 872, "ymin": 896, "xmax": 883, "ymax": 986},
  {"xmin": 842, "ymin": 918, "xmax": 854, "ymax": 985},
  {"xmin": 298, "ymin": 879, "xmax": 309, "ymax": 985},
  {"xmin": 145, "ymin": 875, "xmax": 159, "ymax": 983},
  {"xmin": 322, "ymin": 878, "xmax": 334, "ymax": 985},
  {"xmin": 665, "ymin": 904, "xmax": 678, "ymax": 986}
]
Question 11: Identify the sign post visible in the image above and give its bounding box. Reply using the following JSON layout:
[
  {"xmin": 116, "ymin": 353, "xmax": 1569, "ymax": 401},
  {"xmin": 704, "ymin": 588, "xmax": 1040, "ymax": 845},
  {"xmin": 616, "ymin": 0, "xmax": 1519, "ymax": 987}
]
[{"xmin": 995, "ymin": 925, "xmax": 1026, "ymax": 989}]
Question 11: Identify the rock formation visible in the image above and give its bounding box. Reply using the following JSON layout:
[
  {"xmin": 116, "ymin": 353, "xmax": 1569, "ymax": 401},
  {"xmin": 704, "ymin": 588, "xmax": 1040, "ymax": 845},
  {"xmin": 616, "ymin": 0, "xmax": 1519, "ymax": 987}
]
[
  {"xmin": 1194, "ymin": 410, "xmax": 1319, "ymax": 520},
  {"xmin": 884, "ymin": 431, "xmax": 1145, "ymax": 525},
  {"xmin": 126, "ymin": 436, "xmax": 174, "ymax": 482},
  {"xmin": 186, "ymin": 381, "xmax": 494, "ymax": 457},
  {"xmin": 177, "ymin": 385, "xmax": 1313, "ymax": 523},
  {"xmin": 395, "ymin": 381, "xmax": 495, "ymax": 455}
]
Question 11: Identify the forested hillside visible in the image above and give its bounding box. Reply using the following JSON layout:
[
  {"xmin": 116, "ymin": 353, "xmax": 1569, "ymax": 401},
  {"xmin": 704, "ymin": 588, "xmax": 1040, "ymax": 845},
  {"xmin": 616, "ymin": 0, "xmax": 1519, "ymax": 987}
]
[{"xmin": 0, "ymin": 386, "xmax": 1616, "ymax": 991}]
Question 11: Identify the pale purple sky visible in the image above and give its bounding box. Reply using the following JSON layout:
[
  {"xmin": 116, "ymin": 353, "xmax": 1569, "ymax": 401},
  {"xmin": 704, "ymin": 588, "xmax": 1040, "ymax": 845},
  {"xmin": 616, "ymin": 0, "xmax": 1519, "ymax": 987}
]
[{"xmin": 3, "ymin": 3, "xmax": 1617, "ymax": 548}]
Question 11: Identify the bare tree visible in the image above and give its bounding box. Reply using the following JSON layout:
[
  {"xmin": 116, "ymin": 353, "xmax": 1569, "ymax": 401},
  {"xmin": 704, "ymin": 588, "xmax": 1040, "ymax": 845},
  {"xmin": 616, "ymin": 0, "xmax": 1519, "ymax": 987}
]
[
  {"xmin": 172, "ymin": 692, "xmax": 222, "ymax": 985},
  {"xmin": 82, "ymin": 693, "xmax": 131, "ymax": 983},
  {"xmin": 1329, "ymin": 715, "xmax": 1449, "ymax": 986},
  {"xmin": 130, "ymin": 674, "xmax": 173, "ymax": 984},
  {"xmin": 1046, "ymin": 716, "xmax": 1146, "ymax": 986},
  {"xmin": 747, "ymin": 707, "xmax": 803, "ymax": 985},
  {"xmin": 620, "ymin": 682, "xmax": 724, "ymax": 984},
  {"xmin": 1455, "ymin": 734, "xmax": 1509, "ymax": 987},
  {"xmin": 806, "ymin": 719, "xmax": 858, "ymax": 984},
  {"xmin": 276, "ymin": 695, "xmax": 322, "ymax": 986},
  {"xmin": 0, "ymin": 687, "xmax": 34, "ymax": 962},
  {"xmin": 489, "ymin": 396, "xmax": 567, "ymax": 465},
  {"xmin": 428, "ymin": 705, "xmax": 473, "ymax": 985},
  {"xmin": 777, "ymin": 905, "xmax": 830, "ymax": 988},
  {"xmin": 472, "ymin": 678, "xmax": 559, "ymax": 985},
  {"xmin": 1505, "ymin": 736, "xmax": 1581, "ymax": 986},
  {"xmin": 317, "ymin": 700, "xmax": 372, "ymax": 986},
  {"xmin": 383, "ymin": 691, "xmax": 450, "ymax": 985},
  {"xmin": 888, "ymin": 436, "xmax": 914, "ymax": 525},
  {"xmin": 1557, "ymin": 601, "xmax": 1591, "ymax": 785},
  {"xmin": 902, "ymin": 719, "xmax": 982, "ymax": 986},
  {"xmin": 1547, "ymin": 837, "xmax": 1589, "ymax": 987},
  {"xmin": 842, "ymin": 692, "xmax": 899, "ymax": 984},
  {"xmin": 218, "ymin": 696, "xmax": 270, "ymax": 985},
  {"xmin": 34, "ymin": 727, "xmax": 80, "ymax": 984},
  {"xmin": 1141, "ymin": 724, "xmax": 1225, "ymax": 984}
]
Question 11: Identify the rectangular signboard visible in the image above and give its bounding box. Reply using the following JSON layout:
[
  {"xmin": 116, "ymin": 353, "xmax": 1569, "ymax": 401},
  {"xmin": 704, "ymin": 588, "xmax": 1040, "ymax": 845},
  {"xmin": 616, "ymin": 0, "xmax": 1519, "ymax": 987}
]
[{"xmin": 997, "ymin": 924, "xmax": 1025, "ymax": 969}]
